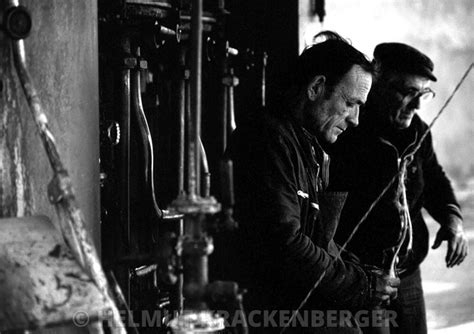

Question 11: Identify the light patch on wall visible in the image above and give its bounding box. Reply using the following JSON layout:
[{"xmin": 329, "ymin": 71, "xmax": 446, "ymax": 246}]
[{"xmin": 14, "ymin": 144, "xmax": 26, "ymax": 217}]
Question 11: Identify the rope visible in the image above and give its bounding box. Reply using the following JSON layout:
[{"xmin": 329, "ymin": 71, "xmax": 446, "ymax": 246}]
[
  {"xmin": 280, "ymin": 63, "xmax": 473, "ymax": 333},
  {"xmin": 388, "ymin": 159, "xmax": 412, "ymax": 278}
]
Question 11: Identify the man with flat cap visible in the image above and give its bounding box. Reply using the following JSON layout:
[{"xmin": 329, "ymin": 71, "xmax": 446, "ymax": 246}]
[{"xmin": 328, "ymin": 43, "xmax": 468, "ymax": 334}]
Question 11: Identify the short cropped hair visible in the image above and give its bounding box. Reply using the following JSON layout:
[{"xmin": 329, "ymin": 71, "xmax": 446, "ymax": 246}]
[{"xmin": 293, "ymin": 31, "xmax": 373, "ymax": 91}]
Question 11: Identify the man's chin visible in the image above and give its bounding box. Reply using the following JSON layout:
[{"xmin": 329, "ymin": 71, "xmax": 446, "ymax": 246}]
[
  {"xmin": 327, "ymin": 134, "xmax": 339, "ymax": 144},
  {"xmin": 395, "ymin": 116, "xmax": 414, "ymax": 129},
  {"xmin": 328, "ymin": 128, "xmax": 345, "ymax": 143}
]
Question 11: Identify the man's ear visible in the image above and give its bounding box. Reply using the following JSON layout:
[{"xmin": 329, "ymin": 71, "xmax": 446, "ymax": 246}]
[{"xmin": 307, "ymin": 75, "xmax": 326, "ymax": 101}]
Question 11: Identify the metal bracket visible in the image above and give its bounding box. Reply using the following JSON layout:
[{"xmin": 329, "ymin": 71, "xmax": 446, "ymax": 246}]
[{"xmin": 47, "ymin": 171, "xmax": 74, "ymax": 204}]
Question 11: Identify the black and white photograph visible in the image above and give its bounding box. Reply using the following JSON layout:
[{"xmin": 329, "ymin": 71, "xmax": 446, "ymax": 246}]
[{"xmin": 0, "ymin": 1, "xmax": 472, "ymax": 333}]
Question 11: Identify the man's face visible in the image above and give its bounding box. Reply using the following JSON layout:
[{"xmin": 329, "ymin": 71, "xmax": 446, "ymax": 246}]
[
  {"xmin": 306, "ymin": 65, "xmax": 372, "ymax": 144},
  {"xmin": 381, "ymin": 74, "xmax": 433, "ymax": 129}
]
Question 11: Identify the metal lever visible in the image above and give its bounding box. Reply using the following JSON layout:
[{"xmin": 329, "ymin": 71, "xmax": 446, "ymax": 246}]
[{"xmin": 131, "ymin": 47, "xmax": 164, "ymax": 220}]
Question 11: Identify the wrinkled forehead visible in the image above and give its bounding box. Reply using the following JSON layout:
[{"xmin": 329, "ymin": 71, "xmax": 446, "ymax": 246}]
[{"xmin": 337, "ymin": 65, "xmax": 372, "ymax": 99}]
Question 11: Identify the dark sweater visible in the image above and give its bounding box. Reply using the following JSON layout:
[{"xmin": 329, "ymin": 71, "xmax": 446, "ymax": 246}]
[
  {"xmin": 217, "ymin": 112, "xmax": 371, "ymax": 314},
  {"xmin": 329, "ymin": 111, "xmax": 462, "ymax": 275}
]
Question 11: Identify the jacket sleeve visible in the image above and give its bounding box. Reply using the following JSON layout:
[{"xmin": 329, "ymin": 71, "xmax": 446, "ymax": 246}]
[
  {"xmin": 231, "ymin": 127, "xmax": 370, "ymax": 309},
  {"xmin": 421, "ymin": 131, "xmax": 463, "ymax": 224}
]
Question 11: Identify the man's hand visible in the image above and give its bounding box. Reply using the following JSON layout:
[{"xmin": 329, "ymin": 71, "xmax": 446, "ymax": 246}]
[
  {"xmin": 364, "ymin": 266, "xmax": 400, "ymax": 307},
  {"xmin": 432, "ymin": 215, "xmax": 469, "ymax": 268}
]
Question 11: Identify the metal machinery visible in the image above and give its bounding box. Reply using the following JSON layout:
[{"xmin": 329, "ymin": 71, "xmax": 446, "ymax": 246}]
[
  {"xmin": 98, "ymin": 0, "xmax": 262, "ymax": 332},
  {"xmin": 0, "ymin": 0, "xmax": 321, "ymax": 331}
]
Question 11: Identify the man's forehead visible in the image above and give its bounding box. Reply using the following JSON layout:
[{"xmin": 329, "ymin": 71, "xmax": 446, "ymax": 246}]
[
  {"xmin": 342, "ymin": 66, "xmax": 372, "ymax": 90},
  {"xmin": 338, "ymin": 65, "xmax": 372, "ymax": 103},
  {"xmin": 394, "ymin": 73, "xmax": 431, "ymax": 88}
]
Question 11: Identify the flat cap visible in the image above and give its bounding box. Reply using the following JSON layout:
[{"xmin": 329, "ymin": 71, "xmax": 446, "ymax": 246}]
[{"xmin": 374, "ymin": 42, "xmax": 437, "ymax": 81}]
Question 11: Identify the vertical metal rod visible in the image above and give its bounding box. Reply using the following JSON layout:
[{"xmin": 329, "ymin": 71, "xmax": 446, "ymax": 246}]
[
  {"xmin": 262, "ymin": 52, "xmax": 268, "ymax": 108},
  {"xmin": 177, "ymin": 218, "xmax": 184, "ymax": 313},
  {"xmin": 228, "ymin": 68, "xmax": 236, "ymax": 133},
  {"xmin": 199, "ymin": 138, "xmax": 211, "ymax": 197},
  {"xmin": 178, "ymin": 46, "xmax": 186, "ymax": 195},
  {"xmin": 177, "ymin": 45, "xmax": 186, "ymax": 314},
  {"xmin": 183, "ymin": 214, "xmax": 208, "ymax": 311},
  {"xmin": 186, "ymin": 78, "xmax": 196, "ymax": 197},
  {"xmin": 190, "ymin": 0, "xmax": 203, "ymax": 197},
  {"xmin": 221, "ymin": 60, "xmax": 228, "ymax": 153}
]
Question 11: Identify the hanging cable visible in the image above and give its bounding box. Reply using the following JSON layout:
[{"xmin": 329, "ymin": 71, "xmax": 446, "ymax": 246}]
[{"xmin": 280, "ymin": 63, "xmax": 473, "ymax": 334}]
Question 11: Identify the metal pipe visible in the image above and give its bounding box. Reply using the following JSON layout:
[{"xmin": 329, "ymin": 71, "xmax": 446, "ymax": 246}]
[
  {"xmin": 176, "ymin": 230, "xmax": 184, "ymax": 313},
  {"xmin": 262, "ymin": 52, "xmax": 268, "ymax": 108},
  {"xmin": 220, "ymin": 59, "xmax": 228, "ymax": 153},
  {"xmin": 221, "ymin": 89, "xmax": 228, "ymax": 152},
  {"xmin": 176, "ymin": 45, "xmax": 187, "ymax": 314},
  {"xmin": 220, "ymin": 159, "xmax": 234, "ymax": 209},
  {"xmin": 199, "ymin": 137, "xmax": 211, "ymax": 197},
  {"xmin": 183, "ymin": 246, "xmax": 208, "ymax": 310},
  {"xmin": 178, "ymin": 46, "xmax": 187, "ymax": 195},
  {"xmin": 134, "ymin": 264, "xmax": 158, "ymax": 277},
  {"xmin": 186, "ymin": 75, "xmax": 196, "ymax": 197},
  {"xmin": 182, "ymin": 214, "xmax": 211, "ymax": 311},
  {"xmin": 221, "ymin": 50, "xmax": 238, "ymax": 153},
  {"xmin": 131, "ymin": 47, "xmax": 163, "ymax": 220},
  {"xmin": 12, "ymin": 40, "xmax": 64, "ymax": 174},
  {"xmin": 108, "ymin": 272, "xmax": 140, "ymax": 334},
  {"xmin": 228, "ymin": 68, "xmax": 236, "ymax": 133},
  {"xmin": 190, "ymin": 0, "xmax": 203, "ymax": 197}
]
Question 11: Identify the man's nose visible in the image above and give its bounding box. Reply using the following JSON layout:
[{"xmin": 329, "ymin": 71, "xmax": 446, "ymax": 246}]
[
  {"xmin": 347, "ymin": 107, "xmax": 359, "ymax": 127},
  {"xmin": 409, "ymin": 96, "xmax": 422, "ymax": 110}
]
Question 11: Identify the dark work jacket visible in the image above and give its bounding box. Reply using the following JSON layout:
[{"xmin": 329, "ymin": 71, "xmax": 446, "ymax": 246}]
[
  {"xmin": 329, "ymin": 111, "xmax": 462, "ymax": 274},
  {"xmin": 214, "ymin": 112, "xmax": 370, "ymax": 322}
]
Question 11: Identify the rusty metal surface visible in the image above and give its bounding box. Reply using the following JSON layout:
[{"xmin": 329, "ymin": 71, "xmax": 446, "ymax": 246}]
[{"xmin": 0, "ymin": 216, "xmax": 110, "ymax": 331}]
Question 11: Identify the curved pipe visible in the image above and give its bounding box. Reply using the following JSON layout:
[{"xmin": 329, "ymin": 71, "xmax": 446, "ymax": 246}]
[
  {"xmin": 228, "ymin": 69, "xmax": 236, "ymax": 133},
  {"xmin": 130, "ymin": 55, "xmax": 163, "ymax": 220},
  {"xmin": 199, "ymin": 137, "xmax": 210, "ymax": 197},
  {"xmin": 12, "ymin": 39, "xmax": 63, "ymax": 173}
]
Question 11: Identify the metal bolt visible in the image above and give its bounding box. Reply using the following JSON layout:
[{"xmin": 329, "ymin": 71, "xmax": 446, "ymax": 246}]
[
  {"xmin": 123, "ymin": 57, "xmax": 137, "ymax": 69},
  {"xmin": 4, "ymin": 6, "xmax": 32, "ymax": 40},
  {"xmin": 138, "ymin": 59, "xmax": 148, "ymax": 70}
]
